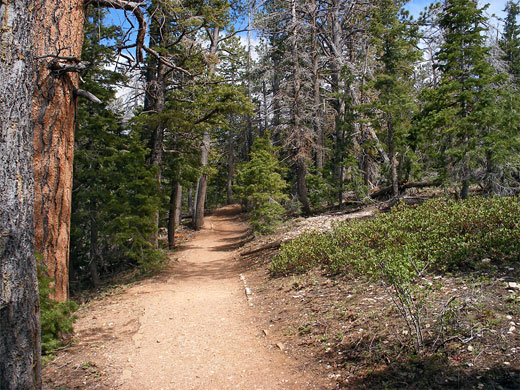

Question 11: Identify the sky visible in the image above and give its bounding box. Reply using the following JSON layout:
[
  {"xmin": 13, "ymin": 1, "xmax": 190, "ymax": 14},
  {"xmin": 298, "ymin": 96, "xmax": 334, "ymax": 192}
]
[{"xmin": 405, "ymin": 0, "xmax": 510, "ymax": 20}]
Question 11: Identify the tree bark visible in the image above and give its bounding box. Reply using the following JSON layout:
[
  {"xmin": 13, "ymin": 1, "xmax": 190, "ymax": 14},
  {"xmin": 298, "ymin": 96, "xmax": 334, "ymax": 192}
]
[
  {"xmin": 168, "ymin": 181, "xmax": 182, "ymax": 249},
  {"xmin": 188, "ymin": 186, "xmax": 193, "ymax": 217},
  {"xmin": 0, "ymin": 1, "xmax": 41, "ymax": 387},
  {"xmin": 297, "ymin": 158, "xmax": 312, "ymax": 216},
  {"xmin": 32, "ymin": 0, "xmax": 87, "ymax": 302}
]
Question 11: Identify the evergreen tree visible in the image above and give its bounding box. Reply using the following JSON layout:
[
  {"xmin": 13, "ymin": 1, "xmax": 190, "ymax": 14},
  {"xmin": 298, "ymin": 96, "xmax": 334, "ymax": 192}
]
[
  {"xmin": 501, "ymin": 1, "xmax": 520, "ymax": 85},
  {"xmin": 234, "ymin": 136, "xmax": 288, "ymax": 233},
  {"xmin": 368, "ymin": 0, "xmax": 421, "ymax": 197},
  {"xmin": 417, "ymin": 0, "xmax": 508, "ymax": 198},
  {"xmin": 71, "ymin": 11, "xmax": 163, "ymax": 287}
]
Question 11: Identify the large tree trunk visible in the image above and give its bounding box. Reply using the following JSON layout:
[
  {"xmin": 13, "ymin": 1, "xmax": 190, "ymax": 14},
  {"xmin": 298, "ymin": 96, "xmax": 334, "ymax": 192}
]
[
  {"xmin": 0, "ymin": 1, "xmax": 41, "ymax": 387},
  {"xmin": 32, "ymin": 0, "xmax": 86, "ymax": 302}
]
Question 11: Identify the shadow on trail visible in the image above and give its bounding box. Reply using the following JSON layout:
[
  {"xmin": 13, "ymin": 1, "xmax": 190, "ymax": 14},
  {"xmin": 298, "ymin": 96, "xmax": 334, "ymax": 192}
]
[{"xmin": 169, "ymin": 257, "xmax": 244, "ymax": 282}]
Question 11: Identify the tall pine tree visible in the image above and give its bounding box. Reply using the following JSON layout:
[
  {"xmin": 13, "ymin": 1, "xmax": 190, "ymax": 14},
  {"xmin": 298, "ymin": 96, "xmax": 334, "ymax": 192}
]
[
  {"xmin": 501, "ymin": 1, "xmax": 520, "ymax": 85},
  {"xmin": 368, "ymin": 0, "xmax": 421, "ymax": 197},
  {"xmin": 418, "ymin": 0, "xmax": 507, "ymax": 198}
]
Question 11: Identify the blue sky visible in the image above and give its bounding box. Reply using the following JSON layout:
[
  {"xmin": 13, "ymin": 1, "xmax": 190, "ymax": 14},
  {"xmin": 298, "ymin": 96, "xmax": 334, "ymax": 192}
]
[{"xmin": 405, "ymin": 0, "xmax": 510, "ymax": 20}]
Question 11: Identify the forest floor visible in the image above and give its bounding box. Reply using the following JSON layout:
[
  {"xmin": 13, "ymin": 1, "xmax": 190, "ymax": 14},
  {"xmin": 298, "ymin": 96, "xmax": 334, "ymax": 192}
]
[
  {"xmin": 42, "ymin": 201, "xmax": 520, "ymax": 389},
  {"xmin": 42, "ymin": 205, "xmax": 330, "ymax": 390}
]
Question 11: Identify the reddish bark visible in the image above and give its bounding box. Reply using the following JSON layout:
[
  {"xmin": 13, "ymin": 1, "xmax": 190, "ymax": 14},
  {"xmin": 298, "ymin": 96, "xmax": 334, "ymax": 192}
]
[{"xmin": 32, "ymin": 0, "xmax": 86, "ymax": 301}]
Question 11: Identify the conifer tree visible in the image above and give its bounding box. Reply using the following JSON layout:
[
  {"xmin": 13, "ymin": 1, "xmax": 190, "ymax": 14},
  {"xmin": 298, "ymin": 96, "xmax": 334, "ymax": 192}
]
[
  {"xmin": 235, "ymin": 136, "xmax": 288, "ymax": 233},
  {"xmin": 71, "ymin": 11, "xmax": 163, "ymax": 286},
  {"xmin": 369, "ymin": 0, "xmax": 421, "ymax": 197},
  {"xmin": 417, "ymin": 0, "xmax": 507, "ymax": 198},
  {"xmin": 501, "ymin": 1, "xmax": 520, "ymax": 85}
]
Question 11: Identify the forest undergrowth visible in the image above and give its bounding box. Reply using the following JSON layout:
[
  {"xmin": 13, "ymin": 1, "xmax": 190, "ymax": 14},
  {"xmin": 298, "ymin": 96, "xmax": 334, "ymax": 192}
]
[{"xmin": 243, "ymin": 196, "xmax": 520, "ymax": 389}]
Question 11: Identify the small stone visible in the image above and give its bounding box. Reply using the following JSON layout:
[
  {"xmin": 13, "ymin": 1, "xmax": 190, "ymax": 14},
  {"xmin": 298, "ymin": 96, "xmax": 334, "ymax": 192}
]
[
  {"xmin": 276, "ymin": 342, "xmax": 285, "ymax": 351},
  {"xmin": 507, "ymin": 282, "xmax": 520, "ymax": 290},
  {"xmin": 507, "ymin": 315, "xmax": 513, "ymax": 320},
  {"xmin": 468, "ymin": 345, "xmax": 474, "ymax": 352},
  {"xmin": 508, "ymin": 326, "xmax": 516, "ymax": 333},
  {"xmin": 504, "ymin": 362, "xmax": 511, "ymax": 366},
  {"xmin": 481, "ymin": 258, "xmax": 491, "ymax": 264}
]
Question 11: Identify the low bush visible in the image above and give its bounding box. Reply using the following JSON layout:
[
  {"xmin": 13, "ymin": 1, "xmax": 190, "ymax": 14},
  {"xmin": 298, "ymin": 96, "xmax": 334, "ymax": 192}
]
[
  {"xmin": 39, "ymin": 266, "xmax": 78, "ymax": 359},
  {"xmin": 271, "ymin": 196, "xmax": 520, "ymax": 350},
  {"xmin": 272, "ymin": 196, "xmax": 520, "ymax": 276}
]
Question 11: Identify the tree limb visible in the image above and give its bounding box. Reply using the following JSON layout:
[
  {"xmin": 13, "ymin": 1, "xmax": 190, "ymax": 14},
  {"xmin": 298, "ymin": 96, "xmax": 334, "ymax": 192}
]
[
  {"xmin": 74, "ymin": 89, "xmax": 102, "ymax": 104},
  {"xmin": 86, "ymin": 0, "xmax": 146, "ymax": 63}
]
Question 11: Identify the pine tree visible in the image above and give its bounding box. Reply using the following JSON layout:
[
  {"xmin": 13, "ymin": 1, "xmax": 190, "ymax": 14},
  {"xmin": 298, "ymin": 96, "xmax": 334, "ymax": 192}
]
[
  {"xmin": 417, "ymin": 0, "xmax": 507, "ymax": 198},
  {"xmin": 234, "ymin": 136, "xmax": 288, "ymax": 233},
  {"xmin": 501, "ymin": 1, "xmax": 520, "ymax": 85},
  {"xmin": 71, "ymin": 11, "xmax": 163, "ymax": 286},
  {"xmin": 368, "ymin": 0, "xmax": 421, "ymax": 197}
]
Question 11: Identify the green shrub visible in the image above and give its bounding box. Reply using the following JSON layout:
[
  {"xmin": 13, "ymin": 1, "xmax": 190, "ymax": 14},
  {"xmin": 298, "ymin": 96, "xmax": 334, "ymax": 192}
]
[
  {"xmin": 271, "ymin": 196, "xmax": 520, "ymax": 350},
  {"xmin": 272, "ymin": 196, "xmax": 520, "ymax": 276},
  {"xmin": 38, "ymin": 266, "xmax": 78, "ymax": 358}
]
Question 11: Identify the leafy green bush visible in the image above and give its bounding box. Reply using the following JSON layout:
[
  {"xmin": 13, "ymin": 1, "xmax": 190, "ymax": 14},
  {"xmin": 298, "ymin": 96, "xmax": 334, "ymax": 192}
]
[
  {"xmin": 272, "ymin": 196, "xmax": 520, "ymax": 276},
  {"xmin": 38, "ymin": 266, "xmax": 78, "ymax": 357}
]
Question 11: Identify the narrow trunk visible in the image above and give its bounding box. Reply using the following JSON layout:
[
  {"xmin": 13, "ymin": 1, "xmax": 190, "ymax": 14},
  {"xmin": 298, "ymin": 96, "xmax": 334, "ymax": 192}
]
[
  {"xmin": 0, "ymin": 1, "xmax": 41, "ymax": 387},
  {"xmin": 387, "ymin": 118, "xmax": 399, "ymax": 198},
  {"xmin": 297, "ymin": 158, "xmax": 312, "ymax": 216},
  {"xmin": 311, "ymin": 0, "xmax": 324, "ymax": 172},
  {"xmin": 193, "ymin": 26, "xmax": 219, "ymax": 230},
  {"xmin": 32, "ymin": 0, "xmax": 86, "ymax": 301},
  {"xmin": 188, "ymin": 186, "xmax": 193, "ymax": 216},
  {"xmin": 227, "ymin": 132, "xmax": 234, "ymax": 205},
  {"xmin": 168, "ymin": 181, "xmax": 182, "ymax": 249},
  {"xmin": 460, "ymin": 180, "xmax": 469, "ymax": 200},
  {"xmin": 89, "ymin": 208, "xmax": 101, "ymax": 287},
  {"xmin": 193, "ymin": 130, "xmax": 210, "ymax": 230},
  {"xmin": 262, "ymin": 80, "xmax": 268, "ymax": 137},
  {"xmin": 330, "ymin": 1, "xmax": 346, "ymax": 206}
]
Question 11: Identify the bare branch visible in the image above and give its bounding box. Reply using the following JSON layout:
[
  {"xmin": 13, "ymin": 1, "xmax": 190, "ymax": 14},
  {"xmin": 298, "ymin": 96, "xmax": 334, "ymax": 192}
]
[
  {"xmin": 74, "ymin": 89, "xmax": 102, "ymax": 104},
  {"xmin": 86, "ymin": 0, "xmax": 146, "ymax": 63}
]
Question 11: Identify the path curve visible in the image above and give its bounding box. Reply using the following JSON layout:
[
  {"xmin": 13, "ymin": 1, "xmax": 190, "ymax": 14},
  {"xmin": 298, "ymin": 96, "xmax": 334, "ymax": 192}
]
[{"xmin": 46, "ymin": 205, "xmax": 323, "ymax": 389}]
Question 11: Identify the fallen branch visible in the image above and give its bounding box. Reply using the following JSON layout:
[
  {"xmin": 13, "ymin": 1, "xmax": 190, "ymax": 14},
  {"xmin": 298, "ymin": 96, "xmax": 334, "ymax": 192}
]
[{"xmin": 370, "ymin": 180, "xmax": 441, "ymax": 199}]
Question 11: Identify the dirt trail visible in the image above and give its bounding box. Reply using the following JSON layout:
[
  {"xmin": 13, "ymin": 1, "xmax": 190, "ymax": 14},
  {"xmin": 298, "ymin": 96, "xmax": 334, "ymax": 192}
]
[{"xmin": 44, "ymin": 205, "xmax": 324, "ymax": 390}]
